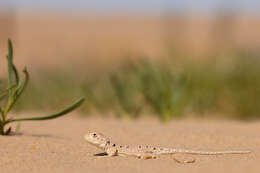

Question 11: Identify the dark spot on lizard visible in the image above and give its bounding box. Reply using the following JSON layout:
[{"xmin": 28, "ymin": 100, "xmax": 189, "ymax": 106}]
[
  {"xmin": 112, "ymin": 144, "xmax": 116, "ymax": 147},
  {"xmin": 153, "ymin": 147, "xmax": 156, "ymax": 150},
  {"xmin": 139, "ymin": 146, "xmax": 141, "ymax": 148},
  {"xmin": 120, "ymin": 146, "xmax": 123, "ymax": 148},
  {"xmin": 126, "ymin": 146, "xmax": 129, "ymax": 148}
]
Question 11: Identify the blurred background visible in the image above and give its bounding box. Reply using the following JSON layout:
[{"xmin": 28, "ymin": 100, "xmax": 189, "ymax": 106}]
[{"xmin": 0, "ymin": 0, "xmax": 259, "ymax": 120}]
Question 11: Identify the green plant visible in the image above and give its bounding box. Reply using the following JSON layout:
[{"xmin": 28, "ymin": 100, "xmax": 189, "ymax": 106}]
[
  {"xmin": 0, "ymin": 39, "xmax": 85, "ymax": 135},
  {"xmin": 110, "ymin": 72, "xmax": 142, "ymax": 118},
  {"xmin": 139, "ymin": 61, "xmax": 188, "ymax": 121}
]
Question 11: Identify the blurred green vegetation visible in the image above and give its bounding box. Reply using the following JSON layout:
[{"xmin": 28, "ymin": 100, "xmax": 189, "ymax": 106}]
[{"xmin": 1, "ymin": 50, "xmax": 260, "ymax": 121}]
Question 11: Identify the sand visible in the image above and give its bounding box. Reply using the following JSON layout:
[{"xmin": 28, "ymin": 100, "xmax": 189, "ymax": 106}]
[{"xmin": 0, "ymin": 113, "xmax": 259, "ymax": 173}]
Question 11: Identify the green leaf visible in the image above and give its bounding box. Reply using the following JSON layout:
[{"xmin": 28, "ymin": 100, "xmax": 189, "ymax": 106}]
[
  {"xmin": 7, "ymin": 97, "xmax": 85, "ymax": 123},
  {"xmin": 4, "ymin": 39, "xmax": 18, "ymax": 116},
  {"xmin": 12, "ymin": 63, "xmax": 19, "ymax": 85},
  {"xmin": 7, "ymin": 39, "xmax": 13, "ymax": 59},
  {"xmin": 6, "ymin": 39, "xmax": 15, "ymax": 88},
  {"xmin": 5, "ymin": 68, "xmax": 29, "ymax": 114},
  {"xmin": 14, "ymin": 68, "xmax": 29, "ymax": 101}
]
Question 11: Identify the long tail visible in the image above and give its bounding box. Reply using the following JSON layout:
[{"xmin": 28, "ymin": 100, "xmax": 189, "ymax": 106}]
[{"xmin": 161, "ymin": 148, "xmax": 251, "ymax": 155}]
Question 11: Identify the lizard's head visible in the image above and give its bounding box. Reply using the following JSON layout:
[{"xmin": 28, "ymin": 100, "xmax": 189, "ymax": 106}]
[{"xmin": 84, "ymin": 132, "xmax": 110, "ymax": 149}]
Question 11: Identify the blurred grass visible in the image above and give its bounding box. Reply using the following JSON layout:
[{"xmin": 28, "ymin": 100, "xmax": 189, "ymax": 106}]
[{"xmin": 1, "ymin": 50, "xmax": 260, "ymax": 121}]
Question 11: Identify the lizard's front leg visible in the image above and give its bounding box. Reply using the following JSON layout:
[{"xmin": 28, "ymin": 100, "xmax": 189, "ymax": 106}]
[{"xmin": 106, "ymin": 147, "xmax": 118, "ymax": 157}]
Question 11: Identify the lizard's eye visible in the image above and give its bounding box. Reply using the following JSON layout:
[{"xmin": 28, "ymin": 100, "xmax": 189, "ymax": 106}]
[{"xmin": 92, "ymin": 133, "xmax": 97, "ymax": 137}]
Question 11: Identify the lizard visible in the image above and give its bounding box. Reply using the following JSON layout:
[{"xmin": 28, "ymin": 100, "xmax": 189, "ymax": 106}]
[{"xmin": 84, "ymin": 132, "xmax": 251, "ymax": 163}]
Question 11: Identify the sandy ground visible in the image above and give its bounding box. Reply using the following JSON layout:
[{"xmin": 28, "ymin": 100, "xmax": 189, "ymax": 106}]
[{"xmin": 0, "ymin": 113, "xmax": 259, "ymax": 173}]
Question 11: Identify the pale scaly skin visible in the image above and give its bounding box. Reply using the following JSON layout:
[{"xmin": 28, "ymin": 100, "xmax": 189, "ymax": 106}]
[{"xmin": 84, "ymin": 132, "xmax": 251, "ymax": 162}]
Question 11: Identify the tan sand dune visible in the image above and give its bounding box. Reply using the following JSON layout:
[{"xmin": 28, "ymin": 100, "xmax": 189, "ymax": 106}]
[{"xmin": 0, "ymin": 113, "xmax": 259, "ymax": 173}]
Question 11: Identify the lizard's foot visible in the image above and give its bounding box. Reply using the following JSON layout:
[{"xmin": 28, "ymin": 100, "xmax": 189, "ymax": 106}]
[{"xmin": 173, "ymin": 157, "xmax": 196, "ymax": 164}]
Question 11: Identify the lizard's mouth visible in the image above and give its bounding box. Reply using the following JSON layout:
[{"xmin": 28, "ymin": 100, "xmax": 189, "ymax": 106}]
[
  {"xmin": 84, "ymin": 134, "xmax": 95, "ymax": 143},
  {"xmin": 86, "ymin": 140, "xmax": 106, "ymax": 149}
]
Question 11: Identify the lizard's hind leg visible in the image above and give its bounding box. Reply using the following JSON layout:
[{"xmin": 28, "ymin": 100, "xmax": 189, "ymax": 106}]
[{"xmin": 137, "ymin": 153, "xmax": 158, "ymax": 159}]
